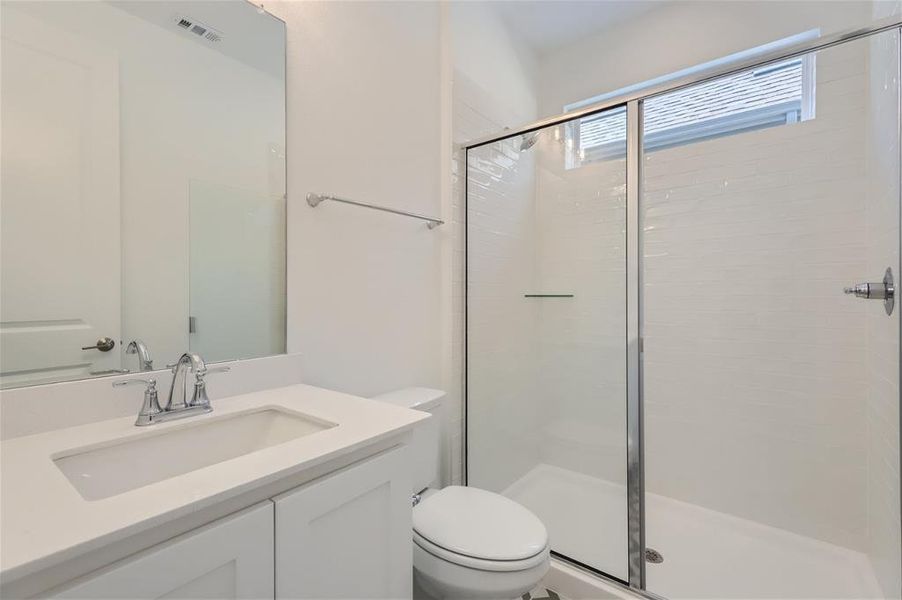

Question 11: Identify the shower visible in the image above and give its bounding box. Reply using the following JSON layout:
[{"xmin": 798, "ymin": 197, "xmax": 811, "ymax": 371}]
[{"xmin": 464, "ymin": 22, "xmax": 901, "ymax": 600}]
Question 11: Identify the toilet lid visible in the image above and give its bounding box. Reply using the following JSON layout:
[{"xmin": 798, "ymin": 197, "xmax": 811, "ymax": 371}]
[{"xmin": 413, "ymin": 486, "xmax": 548, "ymax": 561}]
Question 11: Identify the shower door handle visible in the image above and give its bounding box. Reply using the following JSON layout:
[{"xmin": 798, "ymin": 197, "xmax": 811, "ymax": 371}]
[
  {"xmin": 844, "ymin": 267, "xmax": 894, "ymax": 315},
  {"xmin": 844, "ymin": 283, "xmax": 890, "ymax": 299}
]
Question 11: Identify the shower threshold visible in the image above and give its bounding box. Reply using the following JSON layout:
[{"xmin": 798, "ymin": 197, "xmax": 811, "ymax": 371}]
[{"xmin": 503, "ymin": 464, "xmax": 882, "ymax": 599}]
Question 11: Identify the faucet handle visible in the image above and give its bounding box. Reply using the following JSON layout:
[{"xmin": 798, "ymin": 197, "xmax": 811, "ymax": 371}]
[
  {"xmin": 188, "ymin": 366, "xmax": 230, "ymax": 408},
  {"xmin": 113, "ymin": 378, "xmax": 163, "ymax": 426}
]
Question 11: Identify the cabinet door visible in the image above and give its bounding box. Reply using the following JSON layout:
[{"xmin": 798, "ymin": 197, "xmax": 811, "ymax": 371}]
[
  {"xmin": 274, "ymin": 447, "xmax": 412, "ymax": 599},
  {"xmin": 51, "ymin": 502, "xmax": 274, "ymax": 599}
]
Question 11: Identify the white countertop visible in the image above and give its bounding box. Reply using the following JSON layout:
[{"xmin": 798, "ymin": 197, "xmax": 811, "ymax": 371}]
[{"xmin": 0, "ymin": 383, "xmax": 427, "ymax": 583}]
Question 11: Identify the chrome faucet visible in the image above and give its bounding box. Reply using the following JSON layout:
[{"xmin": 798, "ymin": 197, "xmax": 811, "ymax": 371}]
[
  {"xmin": 112, "ymin": 352, "xmax": 229, "ymax": 426},
  {"xmin": 125, "ymin": 339, "xmax": 154, "ymax": 371},
  {"xmin": 167, "ymin": 352, "xmax": 207, "ymax": 411}
]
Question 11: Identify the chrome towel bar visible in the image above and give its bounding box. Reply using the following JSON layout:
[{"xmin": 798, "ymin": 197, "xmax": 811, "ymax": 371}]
[{"xmin": 306, "ymin": 193, "xmax": 444, "ymax": 229}]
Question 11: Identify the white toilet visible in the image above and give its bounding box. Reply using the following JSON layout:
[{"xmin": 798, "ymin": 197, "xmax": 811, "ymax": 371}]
[{"xmin": 371, "ymin": 388, "xmax": 550, "ymax": 600}]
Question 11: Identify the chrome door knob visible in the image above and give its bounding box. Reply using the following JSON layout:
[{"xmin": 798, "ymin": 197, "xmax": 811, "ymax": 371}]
[{"xmin": 82, "ymin": 337, "xmax": 116, "ymax": 352}]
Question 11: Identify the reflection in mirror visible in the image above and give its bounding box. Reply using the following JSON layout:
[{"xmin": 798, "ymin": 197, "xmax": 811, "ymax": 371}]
[{"xmin": 0, "ymin": 0, "xmax": 286, "ymax": 388}]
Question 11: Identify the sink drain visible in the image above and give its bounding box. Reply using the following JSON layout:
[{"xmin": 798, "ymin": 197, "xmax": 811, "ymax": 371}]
[{"xmin": 645, "ymin": 548, "xmax": 664, "ymax": 564}]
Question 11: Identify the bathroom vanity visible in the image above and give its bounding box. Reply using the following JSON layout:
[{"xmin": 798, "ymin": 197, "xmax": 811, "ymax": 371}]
[{"xmin": 0, "ymin": 384, "xmax": 427, "ymax": 598}]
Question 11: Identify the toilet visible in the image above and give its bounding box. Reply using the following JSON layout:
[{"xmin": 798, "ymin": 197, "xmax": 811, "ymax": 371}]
[{"xmin": 371, "ymin": 388, "xmax": 550, "ymax": 599}]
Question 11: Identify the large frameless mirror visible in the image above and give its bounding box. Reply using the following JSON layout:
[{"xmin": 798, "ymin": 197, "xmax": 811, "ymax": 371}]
[{"xmin": 1, "ymin": 0, "xmax": 286, "ymax": 388}]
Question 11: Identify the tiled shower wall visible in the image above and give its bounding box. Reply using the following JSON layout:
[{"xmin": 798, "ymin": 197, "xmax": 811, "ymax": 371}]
[
  {"xmin": 641, "ymin": 39, "xmax": 871, "ymax": 550},
  {"xmin": 533, "ymin": 137, "xmax": 628, "ymax": 485},
  {"xmin": 865, "ymin": 20, "xmax": 901, "ymax": 598}
]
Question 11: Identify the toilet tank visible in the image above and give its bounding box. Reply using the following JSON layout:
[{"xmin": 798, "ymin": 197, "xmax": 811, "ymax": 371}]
[{"xmin": 370, "ymin": 387, "xmax": 444, "ymax": 493}]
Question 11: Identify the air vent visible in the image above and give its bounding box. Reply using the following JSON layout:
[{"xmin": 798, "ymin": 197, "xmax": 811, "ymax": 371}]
[{"xmin": 173, "ymin": 15, "xmax": 223, "ymax": 43}]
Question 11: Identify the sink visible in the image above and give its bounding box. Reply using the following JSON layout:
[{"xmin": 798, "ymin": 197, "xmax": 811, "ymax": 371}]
[{"xmin": 53, "ymin": 408, "xmax": 336, "ymax": 500}]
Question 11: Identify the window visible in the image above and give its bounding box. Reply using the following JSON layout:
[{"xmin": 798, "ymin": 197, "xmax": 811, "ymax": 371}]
[{"xmin": 564, "ymin": 33, "xmax": 817, "ymax": 168}]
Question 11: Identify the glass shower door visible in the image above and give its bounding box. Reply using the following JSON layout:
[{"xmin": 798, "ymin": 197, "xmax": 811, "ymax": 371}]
[
  {"xmin": 640, "ymin": 29, "xmax": 900, "ymax": 599},
  {"xmin": 467, "ymin": 106, "xmax": 630, "ymax": 580}
]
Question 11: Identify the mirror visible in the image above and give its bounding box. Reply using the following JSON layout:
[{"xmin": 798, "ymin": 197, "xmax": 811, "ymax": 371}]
[{"xmin": 0, "ymin": 0, "xmax": 286, "ymax": 388}]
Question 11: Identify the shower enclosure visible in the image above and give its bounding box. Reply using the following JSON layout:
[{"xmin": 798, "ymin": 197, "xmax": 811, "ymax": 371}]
[{"xmin": 465, "ymin": 20, "xmax": 902, "ymax": 599}]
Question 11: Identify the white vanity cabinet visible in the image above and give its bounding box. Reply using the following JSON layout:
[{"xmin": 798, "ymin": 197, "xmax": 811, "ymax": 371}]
[
  {"xmin": 49, "ymin": 502, "xmax": 274, "ymax": 599},
  {"xmin": 38, "ymin": 447, "xmax": 413, "ymax": 600},
  {"xmin": 274, "ymin": 447, "xmax": 412, "ymax": 599}
]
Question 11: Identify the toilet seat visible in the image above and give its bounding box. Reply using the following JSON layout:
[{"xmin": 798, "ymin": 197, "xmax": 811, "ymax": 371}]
[
  {"xmin": 413, "ymin": 530, "xmax": 548, "ymax": 572},
  {"xmin": 412, "ymin": 486, "xmax": 549, "ymax": 572}
]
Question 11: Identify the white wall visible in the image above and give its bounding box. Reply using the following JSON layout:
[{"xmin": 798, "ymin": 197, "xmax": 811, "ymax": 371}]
[
  {"xmin": 537, "ymin": 0, "xmax": 877, "ymax": 117},
  {"xmin": 264, "ymin": 1, "xmax": 444, "ymax": 401},
  {"xmin": 450, "ymin": 2, "xmax": 538, "ymax": 125}
]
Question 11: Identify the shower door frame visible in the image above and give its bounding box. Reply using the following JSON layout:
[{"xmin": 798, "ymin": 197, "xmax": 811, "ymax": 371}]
[{"xmin": 463, "ymin": 15, "xmax": 902, "ymax": 595}]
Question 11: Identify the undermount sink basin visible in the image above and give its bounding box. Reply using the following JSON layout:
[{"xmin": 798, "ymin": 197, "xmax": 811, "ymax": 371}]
[{"xmin": 53, "ymin": 408, "xmax": 336, "ymax": 501}]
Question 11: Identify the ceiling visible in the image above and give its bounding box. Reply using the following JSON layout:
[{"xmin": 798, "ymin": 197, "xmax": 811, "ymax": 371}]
[{"xmin": 491, "ymin": 0, "xmax": 666, "ymax": 56}]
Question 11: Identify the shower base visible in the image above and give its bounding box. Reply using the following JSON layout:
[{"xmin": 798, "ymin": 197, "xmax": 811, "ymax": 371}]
[{"xmin": 503, "ymin": 463, "xmax": 883, "ymax": 599}]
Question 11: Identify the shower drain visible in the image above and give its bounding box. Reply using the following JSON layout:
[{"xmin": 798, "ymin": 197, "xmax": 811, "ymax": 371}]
[{"xmin": 645, "ymin": 548, "xmax": 664, "ymax": 564}]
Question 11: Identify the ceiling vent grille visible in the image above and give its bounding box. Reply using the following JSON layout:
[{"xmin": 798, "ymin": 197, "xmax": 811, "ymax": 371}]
[{"xmin": 173, "ymin": 15, "xmax": 223, "ymax": 44}]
